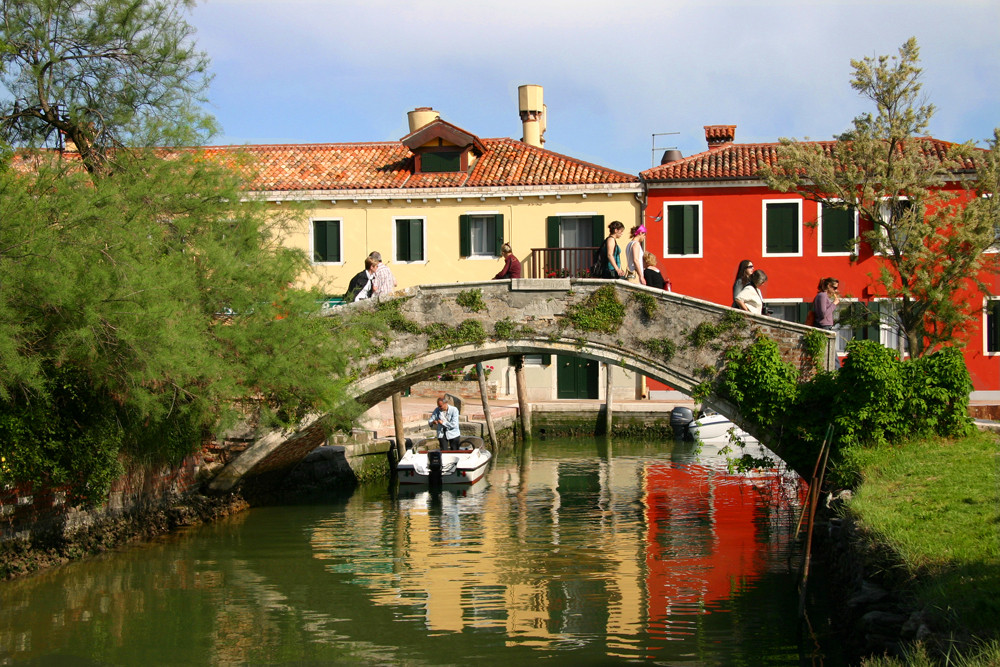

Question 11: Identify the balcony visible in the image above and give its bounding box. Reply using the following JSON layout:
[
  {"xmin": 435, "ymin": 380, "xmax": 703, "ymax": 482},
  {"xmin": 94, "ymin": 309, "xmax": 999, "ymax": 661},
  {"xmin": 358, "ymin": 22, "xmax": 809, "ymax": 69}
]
[{"xmin": 526, "ymin": 247, "xmax": 599, "ymax": 279}]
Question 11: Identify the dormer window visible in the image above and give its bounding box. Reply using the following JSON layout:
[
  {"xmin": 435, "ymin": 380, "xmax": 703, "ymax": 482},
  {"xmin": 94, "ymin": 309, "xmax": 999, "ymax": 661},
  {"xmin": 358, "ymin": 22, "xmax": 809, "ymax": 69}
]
[
  {"xmin": 420, "ymin": 149, "xmax": 463, "ymax": 173},
  {"xmin": 401, "ymin": 117, "xmax": 485, "ymax": 175}
]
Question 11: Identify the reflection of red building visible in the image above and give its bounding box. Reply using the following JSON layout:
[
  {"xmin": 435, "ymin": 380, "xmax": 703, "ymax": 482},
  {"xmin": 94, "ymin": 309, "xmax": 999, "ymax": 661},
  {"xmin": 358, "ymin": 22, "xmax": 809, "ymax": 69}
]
[
  {"xmin": 643, "ymin": 464, "xmax": 800, "ymax": 639},
  {"xmin": 640, "ymin": 126, "xmax": 996, "ymax": 399}
]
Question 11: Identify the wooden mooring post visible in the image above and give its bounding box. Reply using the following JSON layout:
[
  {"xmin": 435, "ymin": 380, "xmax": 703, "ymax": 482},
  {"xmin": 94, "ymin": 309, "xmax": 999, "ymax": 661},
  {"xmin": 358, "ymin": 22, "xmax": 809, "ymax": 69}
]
[
  {"xmin": 391, "ymin": 392, "xmax": 406, "ymax": 461},
  {"xmin": 513, "ymin": 355, "xmax": 531, "ymax": 440},
  {"xmin": 476, "ymin": 362, "xmax": 499, "ymax": 449},
  {"xmin": 604, "ymin": 362, "xmax": 613, "ymax": 435}
]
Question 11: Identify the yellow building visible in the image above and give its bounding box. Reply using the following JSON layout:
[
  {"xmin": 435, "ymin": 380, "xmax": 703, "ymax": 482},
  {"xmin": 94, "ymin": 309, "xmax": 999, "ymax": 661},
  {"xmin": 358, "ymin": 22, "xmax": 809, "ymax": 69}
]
[
  {"xmin": 217, "ymin": 85, "xmax": 640, "ymax": 296},
  {"xmin": 210, "ymin": 86, "xmax": 645, "ymax": 400}
]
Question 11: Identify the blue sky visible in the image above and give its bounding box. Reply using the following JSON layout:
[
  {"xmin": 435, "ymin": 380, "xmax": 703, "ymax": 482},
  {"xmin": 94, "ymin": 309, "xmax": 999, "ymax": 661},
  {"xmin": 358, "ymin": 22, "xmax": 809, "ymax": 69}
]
[{"xmin": 189, "ymin": 0, "xmax": 1000, "ymax": 174}]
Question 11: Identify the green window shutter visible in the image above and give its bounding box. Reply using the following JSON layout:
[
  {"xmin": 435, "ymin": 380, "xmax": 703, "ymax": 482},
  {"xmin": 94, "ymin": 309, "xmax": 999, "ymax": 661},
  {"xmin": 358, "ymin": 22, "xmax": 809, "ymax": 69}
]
[
  {"xmin": 459, "ymin": 215, "xmax": 471, "ymax": 258},
  {"xmin": 313, "ymin": 221, "xmax": 327, "ymax": 262},
  {"xmin": 591, "ymin": 215, "xmax": 606, "ymax": 246},
  {"xmin": 682, "ymin": 205, "xmax": 698, "ymax": 255},
  {"xmin": 313, "ymin": 220, "xmax": 339, "ymax": 262},
  {"xmin": 396, "ymin": 220, "xmax": 409, "ymax": 261},
  {"xmin": 865, "ymin": 301, "xmax": 881, "ymax": 342},
  {"xmin": 493, "ymin": 214, "xmax": 504, "ymax": 257},
  {"xmin": 822, "ymin": 206, "xmax": 854, "ymax": 253},
  {"xmin": 540, "ymin": 354, "xmax": 551, "ymax": 366},
  {"xmin": 409, "ymin": 219, "xmax": 423, "ymax": 261},
  {"xmin": 547, "ymin": 216, "xmax": 560, "ymax": 248},
  {"xmin": 766, "ymin": 203, "xmax": 798, "ymax": 253},
  {"xmin": 797, "ymin": 302, "xmax": 811, "ymax": 324}
]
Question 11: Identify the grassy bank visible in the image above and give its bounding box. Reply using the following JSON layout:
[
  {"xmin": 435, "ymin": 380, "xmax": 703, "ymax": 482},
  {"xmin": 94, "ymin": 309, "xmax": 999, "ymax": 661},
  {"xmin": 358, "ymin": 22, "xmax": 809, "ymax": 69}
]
[{"xmin": 846, "ymin": 430, "xmax": 1000, "ymax": 665}]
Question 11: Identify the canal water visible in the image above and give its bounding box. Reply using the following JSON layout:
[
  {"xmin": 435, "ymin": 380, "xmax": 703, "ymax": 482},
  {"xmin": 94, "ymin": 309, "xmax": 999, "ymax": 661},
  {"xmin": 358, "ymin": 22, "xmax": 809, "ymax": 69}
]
[{"xmin": 0, "ymin": 437, "xmax": 837, "ymax": 665}]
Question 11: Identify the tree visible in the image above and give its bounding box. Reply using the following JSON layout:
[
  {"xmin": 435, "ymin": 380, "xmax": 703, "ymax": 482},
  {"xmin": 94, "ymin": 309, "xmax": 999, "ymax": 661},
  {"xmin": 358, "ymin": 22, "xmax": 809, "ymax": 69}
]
[
  {"xmin": 0, "ymin": 0, "xmax": 213, "ymax": 176},
  {"xmin": 0, "ymin": 1, "xmax": 369, "ymax": 502},
  {"xmin": 761, "ymin": 38, "xmax": 999, "ymax": 356}
]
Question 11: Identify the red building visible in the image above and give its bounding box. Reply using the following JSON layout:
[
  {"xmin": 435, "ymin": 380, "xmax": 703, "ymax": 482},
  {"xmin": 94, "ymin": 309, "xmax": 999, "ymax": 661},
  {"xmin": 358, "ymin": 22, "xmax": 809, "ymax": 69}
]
[{"xmin": 640, "ymin": 125, "xmax": 998, "ymax": 400}]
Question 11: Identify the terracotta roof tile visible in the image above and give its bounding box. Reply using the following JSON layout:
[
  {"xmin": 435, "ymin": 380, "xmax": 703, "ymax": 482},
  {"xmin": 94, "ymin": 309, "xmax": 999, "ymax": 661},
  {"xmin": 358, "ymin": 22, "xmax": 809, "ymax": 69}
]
[
  {"xmin": 642, "ymin": 138, "xmax": 979, "ymax": 183},
  {"xmin": 199, "ymin": 137, "xmax": 637, "ymax": 192}
]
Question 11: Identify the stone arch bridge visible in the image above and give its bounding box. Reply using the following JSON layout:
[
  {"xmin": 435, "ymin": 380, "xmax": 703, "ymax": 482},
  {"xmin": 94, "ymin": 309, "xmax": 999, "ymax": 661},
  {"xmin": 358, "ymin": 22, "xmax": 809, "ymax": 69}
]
[{"xmin": 209, "ymin": 279, "xmax": 834, "ymax": 492}]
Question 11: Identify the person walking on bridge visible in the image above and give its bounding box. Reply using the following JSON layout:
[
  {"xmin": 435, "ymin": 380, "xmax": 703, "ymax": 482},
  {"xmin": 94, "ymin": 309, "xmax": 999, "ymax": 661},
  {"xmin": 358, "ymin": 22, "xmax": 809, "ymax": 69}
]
[{"xmin": 368, "ymin": 251, "xmax": 397, "ymax": 296}]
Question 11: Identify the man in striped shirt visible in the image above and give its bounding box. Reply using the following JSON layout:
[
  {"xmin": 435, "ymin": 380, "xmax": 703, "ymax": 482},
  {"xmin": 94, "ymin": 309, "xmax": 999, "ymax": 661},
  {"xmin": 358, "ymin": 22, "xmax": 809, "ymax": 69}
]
[{"xmin": 367, "ymin": 251, "xmax": 397, "ymax": 296}]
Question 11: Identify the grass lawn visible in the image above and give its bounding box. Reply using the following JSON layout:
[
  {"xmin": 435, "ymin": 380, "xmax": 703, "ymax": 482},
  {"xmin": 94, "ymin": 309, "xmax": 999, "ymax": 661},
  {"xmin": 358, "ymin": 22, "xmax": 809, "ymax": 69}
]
[{"xmin": 847, "ymin": 430, "xmax": 1000, "ymax": 662}]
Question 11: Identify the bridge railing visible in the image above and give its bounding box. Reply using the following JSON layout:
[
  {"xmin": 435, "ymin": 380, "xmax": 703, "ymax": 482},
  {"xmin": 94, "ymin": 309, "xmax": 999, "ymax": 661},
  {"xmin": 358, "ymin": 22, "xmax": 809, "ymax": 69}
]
[{"xmin": 526, "ymin": 247, "xmax": 599, "ymax": 279}]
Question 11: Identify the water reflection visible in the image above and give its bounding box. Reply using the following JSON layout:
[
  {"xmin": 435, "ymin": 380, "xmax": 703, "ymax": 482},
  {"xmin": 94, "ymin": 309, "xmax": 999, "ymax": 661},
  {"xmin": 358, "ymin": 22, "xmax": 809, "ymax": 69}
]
[{"xmin": 0, "ymin": 437, "xmax": 812, "ymax": 665}]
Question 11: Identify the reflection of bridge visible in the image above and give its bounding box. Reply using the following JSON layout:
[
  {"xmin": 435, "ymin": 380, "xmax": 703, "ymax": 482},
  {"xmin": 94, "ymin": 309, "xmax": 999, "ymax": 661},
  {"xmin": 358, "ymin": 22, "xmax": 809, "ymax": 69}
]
[{"xmin": 209, "ymin": 279, "xmax": 833, "ymax": 492}]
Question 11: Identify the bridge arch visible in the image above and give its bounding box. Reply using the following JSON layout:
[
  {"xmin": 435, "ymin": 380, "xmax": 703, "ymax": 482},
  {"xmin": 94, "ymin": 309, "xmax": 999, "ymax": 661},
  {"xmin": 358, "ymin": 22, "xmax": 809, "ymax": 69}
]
[{"xmin": 209, "ymin": 279, "xmax": 834, "ymax": 492}]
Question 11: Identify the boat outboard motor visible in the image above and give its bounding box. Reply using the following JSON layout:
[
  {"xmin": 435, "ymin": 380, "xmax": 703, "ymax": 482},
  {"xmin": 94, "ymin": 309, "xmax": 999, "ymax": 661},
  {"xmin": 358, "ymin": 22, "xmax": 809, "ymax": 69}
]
[
  {"xmin": 427, "ymin": 449, "xmax": 443, "ymax": 484},
  {"xmin": 670, "ymin": 407, "xmax": 694, "ymax": 440}
]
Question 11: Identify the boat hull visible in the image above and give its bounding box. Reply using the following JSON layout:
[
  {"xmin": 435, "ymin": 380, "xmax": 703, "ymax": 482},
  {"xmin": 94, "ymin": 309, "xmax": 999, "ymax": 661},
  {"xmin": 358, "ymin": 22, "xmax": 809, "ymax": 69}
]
[{"xmin": 396, "ymin": 447, "xmax": 492, "ymax": 485}]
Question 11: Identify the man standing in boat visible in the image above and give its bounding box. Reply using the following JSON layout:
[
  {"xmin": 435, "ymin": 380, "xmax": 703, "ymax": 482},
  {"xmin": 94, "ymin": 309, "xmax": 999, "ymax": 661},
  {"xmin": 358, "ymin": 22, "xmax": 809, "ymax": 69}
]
[{"xmin": 429, "ymin": 396, "xmax": 461, "ymax": 450}]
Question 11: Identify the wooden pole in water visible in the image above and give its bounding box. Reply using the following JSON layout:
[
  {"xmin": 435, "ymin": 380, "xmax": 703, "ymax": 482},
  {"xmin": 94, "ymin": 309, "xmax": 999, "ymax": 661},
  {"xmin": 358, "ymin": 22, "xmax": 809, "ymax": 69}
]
[
  {"xmin": 604, "ymin": 362, "xmax": 613, "ymax": 436},
  {"xmin": 476, "ymin": 362, "xmax": 499, "ymax": 449},
  {"xmin": 514, "ymin": 355, "xmax": 531, "ymax": 440},
  {"xmin": 391, "ymin": 392, "xmax": 406, "ymax": 461}
]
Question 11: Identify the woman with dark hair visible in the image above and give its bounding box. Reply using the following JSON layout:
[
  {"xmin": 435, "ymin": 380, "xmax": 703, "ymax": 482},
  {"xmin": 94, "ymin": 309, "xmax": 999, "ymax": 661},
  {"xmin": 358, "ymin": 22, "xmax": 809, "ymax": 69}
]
[
  {"xmin": 812, "ymin": 277, "xmax": 840, "ymax": 329},
  {"xmin": 734, "ymin": 269, "xmax": 768, "ymax": 314},
  {"xmin": 602, "ymin": 220, "xmax": 626, "ymax": 279},
  {"xmin": 731, "ymin": 259, "xmax": 755, "ymax": 306}
]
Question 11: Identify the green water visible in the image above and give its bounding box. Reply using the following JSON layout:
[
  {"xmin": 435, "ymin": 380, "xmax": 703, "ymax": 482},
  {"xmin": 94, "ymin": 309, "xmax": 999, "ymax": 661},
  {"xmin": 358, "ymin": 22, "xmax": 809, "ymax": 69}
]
[{"xmin": 0, "ymin": 437, "xmax": 836, "ymax": 665}]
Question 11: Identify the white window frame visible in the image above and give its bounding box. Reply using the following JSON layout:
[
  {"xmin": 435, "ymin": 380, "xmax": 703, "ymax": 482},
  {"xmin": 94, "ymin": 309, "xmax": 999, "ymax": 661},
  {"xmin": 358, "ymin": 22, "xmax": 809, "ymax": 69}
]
[
  {"xmin": 983, "ymin": 296, "xmax": 1000, "ymax": 355},
  {"xmin": 762, "ymin": 199, "xmax": 803, "ymax": 258},
  {"xmin": 817, "ymin": 200, "xmax": 859, "ymax": 257},
  {"xmin": 873, "ymin": 196, "xmax": 914, "ymax": 257},
  {"xmin": 766, "ymin": 299, "xmax": 806, "ymax": 324},
  {"xmin": 872, "ymin": 298, "xmax": 909, "ymax": 357},
  {"xmin": 662, "ymin": 201, "xmax": 704, "ymax": 259},
  {"xmin": 391, "ymin": 216, "xmax": 428, "ymax": 264},
  {"xmin": 464, "ymin": 210, "xmax": 501, "ymax": 260},
  {"xmin": 832, "ymin": 297, "xmax": 857, "ymax": 355},
  {"xmin": 309, "ymin": 218, "xmax": 344, "ymax": 265}
]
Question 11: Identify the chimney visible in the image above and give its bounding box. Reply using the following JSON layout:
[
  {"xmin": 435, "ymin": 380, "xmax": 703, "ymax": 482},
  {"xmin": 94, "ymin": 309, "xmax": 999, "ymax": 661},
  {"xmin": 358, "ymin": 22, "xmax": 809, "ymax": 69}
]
[
  {"xmin": 704, "ymin": 125, "xmax": 736, "ymax": 150},
  {"xmin": 518, "ymin": 84, "xmax": 546, "ymax": 148},
  {"xmin": 407, "ymin": 107, "xmax": 440, "ymax": 133},
  {"xmin": 660, "ymin": 149, "xmax": 683, "ymax": 164}
]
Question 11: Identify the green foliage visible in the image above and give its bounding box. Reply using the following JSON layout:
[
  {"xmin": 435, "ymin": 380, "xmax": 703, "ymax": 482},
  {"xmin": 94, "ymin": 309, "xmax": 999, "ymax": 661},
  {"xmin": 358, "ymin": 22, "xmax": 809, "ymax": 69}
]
[
  {"xmin": 374, "ymin": 298, "xmax": 421, "ymax": 334},
  {"xmin": 714, "ymin": 334, "xmax": 976, "ymax": 488},
  {"xmin": 629, "ymin": 292, "xmax": 657, "ymax": 320},
  {"xmin": 0, "ymin": 0, "xmax": 214, "ymax": 176},
  {"xmin": 456, "ymin": 288, "xmax": 486, "ymax": 312},
  {"xmin": 688, "ymin": 311, "xmax": 744, "ymax": 350},
  {"xmin": 566, "ymin": 285, "xmax": 625, "ymax": 333},
  {"xmin": 638, "ymin": 337, "xmax": 677, "ymax": 363},
  {"xmin": 802, "ymin": 329, "xmax": 829, "ymax": 368},
  {"xmin": 760, "ymin": 38, "xmax": 1000, "ymax": 356},
  {"xmin": 493, "ymin": 318, "xmax": 534, "ymax": 340},
  {"xmin": 426, "ymin": 320, "xmax": 487, "ymax": 351},
  {"xmin": 0, "ymin": 151, "xmax": 359, "ymax": 504}
]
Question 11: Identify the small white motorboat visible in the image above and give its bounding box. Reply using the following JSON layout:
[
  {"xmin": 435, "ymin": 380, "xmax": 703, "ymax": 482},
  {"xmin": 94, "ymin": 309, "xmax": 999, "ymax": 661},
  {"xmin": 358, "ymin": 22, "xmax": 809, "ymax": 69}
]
[
  {"xmin": 687, "ymin": 411, "xmax": 756, "ymax": 443},
  {"xmin": 396, "ymin": 437, "xmax": 492, "ymax": 485}
]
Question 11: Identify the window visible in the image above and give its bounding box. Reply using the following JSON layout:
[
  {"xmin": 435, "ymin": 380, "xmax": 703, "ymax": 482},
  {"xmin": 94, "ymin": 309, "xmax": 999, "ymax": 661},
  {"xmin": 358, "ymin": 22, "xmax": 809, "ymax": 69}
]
[
  {"xmin": 763, "ymin": 200, "xmax": 801, "ymax": 255},
  {"xmin": 312, "ymin": 219, "xmax": 341, "ymax": 263},
  {"xmin": 875, "ymin": 198, "xmax": 917, "ymax": 255},
  {"xmin": 768, "ymin": 301, "xmax": 810, "ymax": 324},
  {"xmin": 545, "ymin": 214, "xmax": 605, "ymax": 276},
  {"xmin": 819, "ymin": 203, "xmax": 857, "ymax": 255},
  {"xmin": 664, "ymin": 202, "xmax": 702, "ymax": 257},
  {"xmin": 460, "ymin": 213, "xmax": 504, "ymax": 258},
  {"xmin": 985, "ymin": 298, "xmax": 1000, "ymax": 354},
  {"xmin": 394, "ymin": 218, "xmax": 425, "ymax": 262},
  {"xmin": 838, "ymin": 300, "xmax": 908, "ymax": 355},
  {"xmin": 421, "ymin": 150, "xmax": 462, "ymax": 172}
]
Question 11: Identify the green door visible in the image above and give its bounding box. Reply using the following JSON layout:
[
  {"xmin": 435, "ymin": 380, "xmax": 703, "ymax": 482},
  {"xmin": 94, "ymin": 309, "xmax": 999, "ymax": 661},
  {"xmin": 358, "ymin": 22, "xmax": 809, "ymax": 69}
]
[{"xmin": 557, "ymin": 355, "xmax": 599, "ymax": 399}]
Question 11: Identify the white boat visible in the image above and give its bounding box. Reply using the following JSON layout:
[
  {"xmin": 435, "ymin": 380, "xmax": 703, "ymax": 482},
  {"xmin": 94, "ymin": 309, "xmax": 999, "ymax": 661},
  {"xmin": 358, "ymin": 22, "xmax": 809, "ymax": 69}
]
[
  {"xmin": 396, "ymin": 438, "xmax": 492, "ymax": 485},
  {"xmin": 687, "ymin": 412, "xmax": 757, "ymax": 443}
]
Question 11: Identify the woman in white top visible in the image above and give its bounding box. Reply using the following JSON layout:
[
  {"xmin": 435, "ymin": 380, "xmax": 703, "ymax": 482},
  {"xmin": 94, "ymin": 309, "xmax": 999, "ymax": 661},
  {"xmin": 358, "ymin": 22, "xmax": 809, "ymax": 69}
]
[
  {"xmin": 734, "ymin": 269, "xmax": 768, "ymax": 314},
  {"xmin": 625, "ymin": 225, "xmax": 647, "ymax": 285}
]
